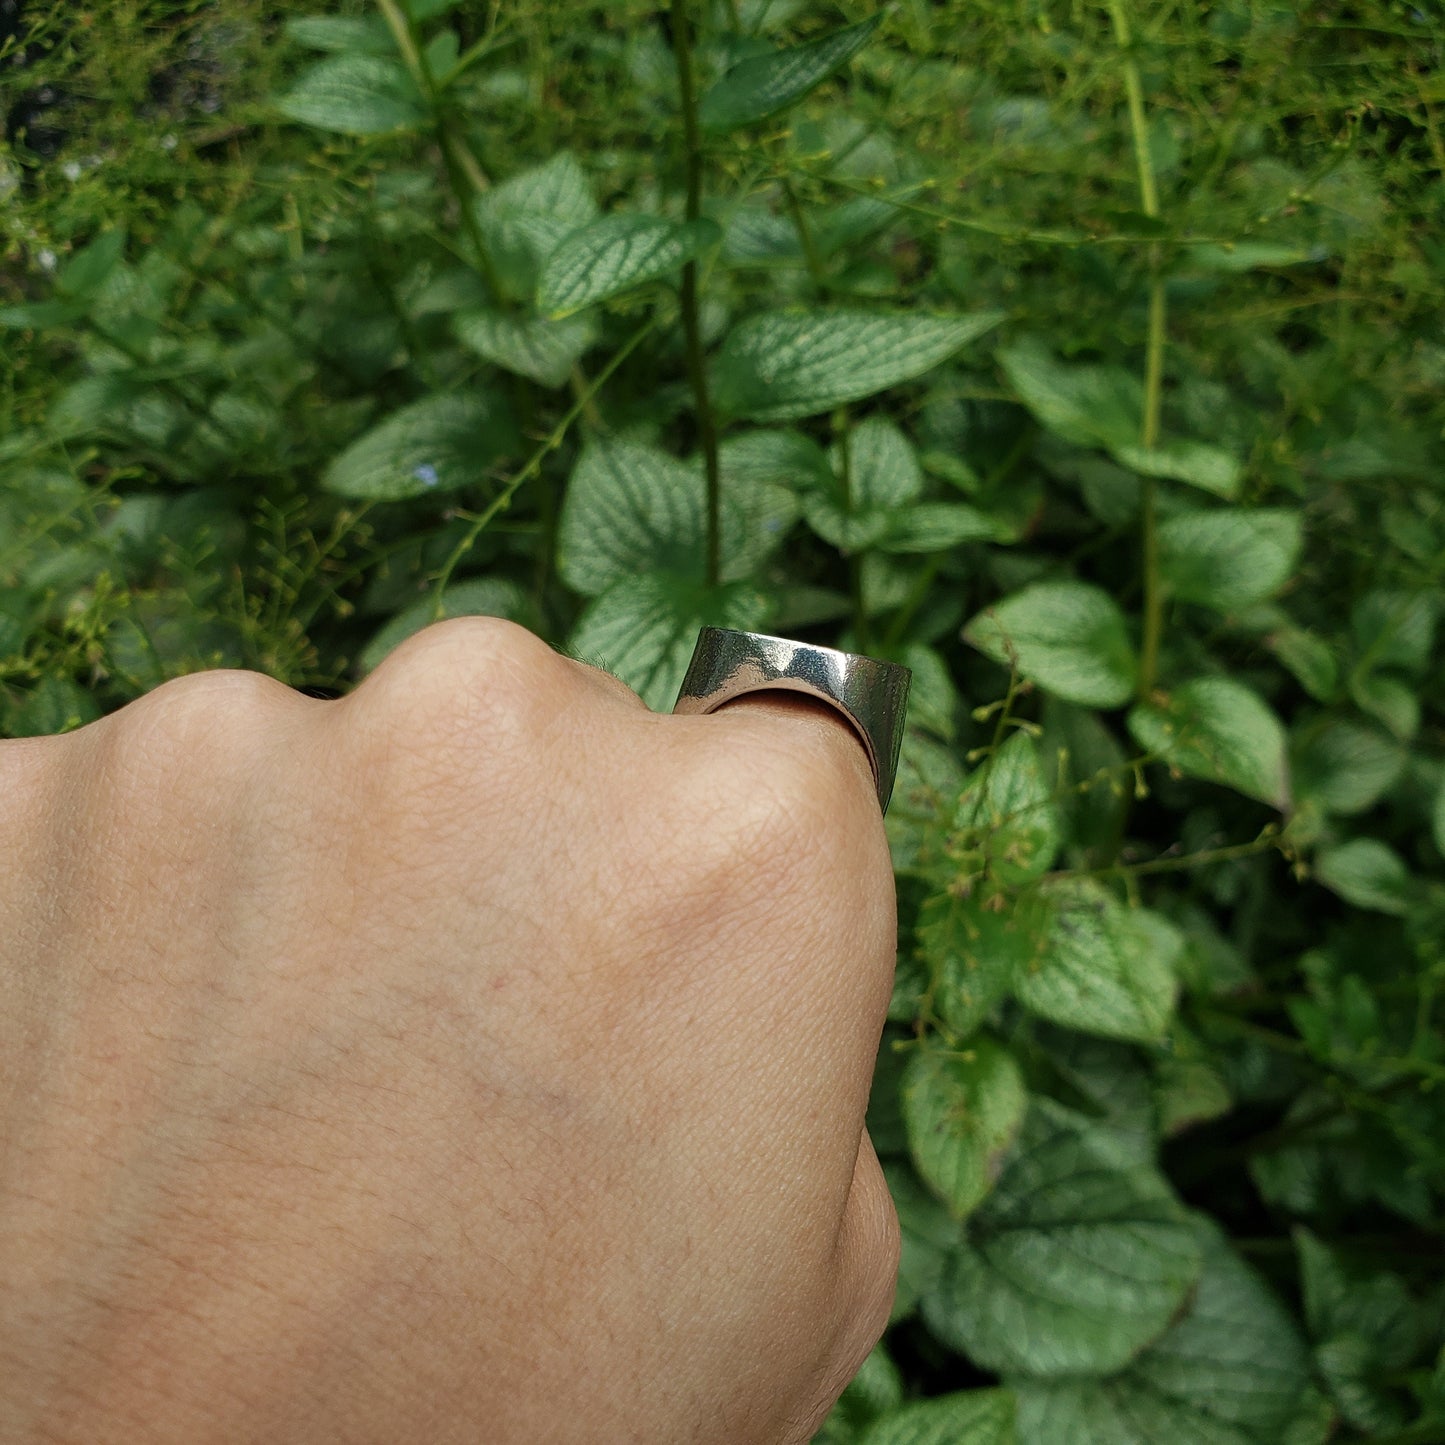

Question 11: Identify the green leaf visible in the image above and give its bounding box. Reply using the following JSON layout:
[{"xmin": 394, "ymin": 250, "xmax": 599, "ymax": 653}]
[
  {"xmin": 1314, "ymin": 1336, "xmax": 1403, "ymax": 1435},
  {"xmin": 856, "ymin": 1389, "xmax": 1017, "ymax": 1445},
  {"xmin": 956, "ymin": 732, "xmax": 1063, "ymax": 886},
  {"xmin": 473, "ymin": 153, "xmax": 598, "ymax": 299},
  {"xmin": 46, "ymin": 374, "xmax": 147, "ymax": 439},
  {"xmin": 1111, "ymin": 437, "xmax": 1244, "ymax": 497},
  {"xmin": 815, "ymin": 1346, "xmax": 905, "ymax": 1444},
  {"xmin": 558, "ymin": 440, "xmax": 705, "ymax": 594},
  {"xmin": 1281, "ymin": 1389, "xmax": 1339, "ymax": 1445},
  {"xmin": 452, "ymin": 308, "xmax": 595, "ymax": 387},
  {"xmin": 1186, "ymin": 240, "xmax": 1325, "ymax": 271},
  {"xmin": 1351, "ymin": 589, "xmax": 1436, "ymax": 675},
  {"xmin": 358, "ymin": 578, "xmax": 528, "ymax": 673},
  {"xmin": 481, "ymin": 151, "xmax": 597, "ymax": 228},
  {"xmin": 995, "ymin": 338, "xmax": 1141, "ymax": 448},
  {"xmin": 1015, "ymin": 1230, "xmax": 1313, "ymax": 1443},
  {"xmin": 557, "ymin": 438, "xmax": 794, "ymax": 596},
  {"xmin": 1433, "ymin": 777, "xmax": 1445, "ymax": 857},
  {"xmin": 885, "ymin": 1161, "xmax": 959, "ymax": 1324},
  {"xmin": 1129, "ymin": 677, "xmax": 1290, "ymax": 809},
  {"xmin": 537, "ymin": 215, "xmax": 721, "ymax": 317},
  {"xmin": 1015, "ymin": 879, "xmax": 1180, "ymax": 1043},
  {"xmin": 714, "ymin": 309, "xmax": 1003, "ymax": 422},
  {"xmin": 276, "ymin": 54, "xmax": 427, "ymax": 134},
  {"xmin": 56, "ymin": 231, "xmax": 127, "ymax": 299},
  {"xmin": 717, "ymin": 427, "xmax": 831, "ymax": 493},
  {"xmin": 921, "ymin": 891, "xmax": 1053, "ymax": 1038},
  {"xmin": 881, "ymin": 501, "xmax": 1013, "ymax": 553},
  {"xmin": 567, "ymin": 575, "xmax": 768, "ymax": 712},
  {"xmin": 423, "ymin": 29, "xmax": 459, "ymax": 81},
  {"xmin": 1154, "ymin": 1058, "xmax": 1231, "ymax": 1136},
  {"xmin": 1291, "ymin": 720, "xmax": 1404, "ymax": 816},
  {"xmin": 1158, "ymin": 509, "xmax": 1303, "ymax": 611},
  {"xmin": 887, "ymin": 733, "xmax": 967, "ymax": 881},
  {"xmin": 1040, "ymin": 700, "xmax": 1130, "ymax": 856},
  {"xmin": 698, "ymin": 14, "xmax": 883, "ymax": 132},
  {"xmin": 805, "ymin": 417, "xmax": 924, "ymax": 550},
  {"xmin": 284, "ymin": 15, "xmax": 393, "ymax": 54},
  {"xmin": 7, "ymin": 675, "xmax": 100, "ymax": 738},
  {"xmin": 922, "ymin": 1099, "xmax": 1202, "ymax": 1376},
  {"xmin": 903, "ymin": 1039, "xmax": 1028, "ymax": 1220},
  {"xmin": 1314, "ymin": 839, "xmax": 1412, "ymax": 915},
  {"xmin": 964, "ymin": 581, "xmax": 1137, "ymax": 709},
  {"xmin": 1266, "ymin": 626, "xmax": 1338, "ymax": 701},
  {"xmin": 901, "ymin": 642, "xmax": 962, "ymax": 742},
  {"xmin": 0, "ymin": 300, "xmax": 86, "ymax": 330},
  {"xmin": 404, "ymin": 0, "xmax": 461, "ymax": 19},
  {"xmin": 1296, "ymin": 1228, "xmax": 1419, "ymax": 1368},
  {"xmin": 1041, "ymin": 1030, "xmax": 1156, "ymax": 1164},
  {"xmin": 321, "ymin": 392, "xmax": 515, "ymax": 500},
  {"xmin": 1349, "ymin": 671, "xmax": 1419, "ymax": 741},
  {"xmin": 999, "ymin": 340, "xmax": 1241, "ymax": 498}
]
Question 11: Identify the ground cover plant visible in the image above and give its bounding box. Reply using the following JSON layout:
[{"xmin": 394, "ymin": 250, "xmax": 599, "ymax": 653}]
[{"xmin": 4, "ymin": 0, "xmax": 1445, "ymax": 1438}]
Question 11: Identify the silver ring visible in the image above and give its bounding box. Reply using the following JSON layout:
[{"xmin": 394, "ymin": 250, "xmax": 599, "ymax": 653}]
[{"xmin": 673, "ymin": 628, "xmax": 911, "ymax": 811}]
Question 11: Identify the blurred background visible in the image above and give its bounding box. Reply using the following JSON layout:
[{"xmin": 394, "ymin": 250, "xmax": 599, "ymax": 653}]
[{"xmin": 3, "ymin": 1, "xmax": 1443, "ymax": 1439}]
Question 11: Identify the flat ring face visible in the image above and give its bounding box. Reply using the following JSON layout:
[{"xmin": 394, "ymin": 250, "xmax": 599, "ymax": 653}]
[{"xmin": 672, "ymin": 628, "xmax": 912, "ymax": 811}]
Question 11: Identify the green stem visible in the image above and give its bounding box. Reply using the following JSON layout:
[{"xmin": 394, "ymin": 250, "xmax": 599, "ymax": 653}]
[
  {"xmin": 1069, "ymin": 829, "xmax": 1278, "ymax": 881},
  {"xmin": 376, "ymin": 0, "xmax": 502, "ymax": 301},
  {"xmin": 782, "ymin": 177, "xmax": 827, "ymax": 293},
  {"xmin": 1108, "ymin": 0, "xmax": 1167, "ymax": 700},
  {"xmin": 429, "ymin": 317, "xmax": 659, "ymax": 608},
  {"xmin": 883, "ymin": 555, "xmax": 942, "ymax": 651},
  {"xmin": 670, "ymin": 0, "xmax": 723, "ymax": 589},
  {"xmin": 1138, "ymin": 274, "xmax": 1166, "ymax": 693},
  {"xmin": 835, "ymin": 408, "xmax": 870, "ymax": 650}
]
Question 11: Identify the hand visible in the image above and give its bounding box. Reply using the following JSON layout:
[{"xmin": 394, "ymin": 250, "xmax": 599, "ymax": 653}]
[{"xmin": 0, "ymin": 619, "xmax": 899, "ymax": 1444}]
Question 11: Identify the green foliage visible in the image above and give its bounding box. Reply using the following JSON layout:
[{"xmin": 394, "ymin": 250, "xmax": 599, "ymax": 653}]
[
  {"xmin": 964, "ymin": 581, "xmax": 1138, "ymax": 708},
  {"xmin": 1128, "ymin": 677, "xmax": 1290, "ymax": 809},
  {"xmin": 322, "ymin": 392, "xmax": 517, "ymax": 499},
  {"xmin": 921, "ymin": 1099, "xmax": 1204, "ymax": 1376},
  {"xmin": 3, "ymin": 0, "xmax": 1443, "ymax": 1440},
  {"xmin": 537, "ymin": 215, "xmax": 722, "ymax": 317},
  {"xmin": 712, "ymin": 309, "xmax": 1002, "ymax": 421},
  {"xmin": 698, "ymin": 14, "xmax": 884, "ymax": 133},
  {"xmin": 276, "ymin": 53, "xmax": 427, "ymax": 133},
  {"xmin": 901, "ymin": 1037, "xmax": 1026, "ymax": 1220}
]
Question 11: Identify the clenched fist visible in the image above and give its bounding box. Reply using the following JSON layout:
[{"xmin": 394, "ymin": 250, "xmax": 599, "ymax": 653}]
[{"xmin": 0, "ymin": 619, "xmax": 899, "ymax": 1444}]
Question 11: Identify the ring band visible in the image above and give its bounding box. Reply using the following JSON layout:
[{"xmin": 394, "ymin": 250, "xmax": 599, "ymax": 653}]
[{"xmin": 673, "ymin": 628, "xmax": 912, "ymax": 811}]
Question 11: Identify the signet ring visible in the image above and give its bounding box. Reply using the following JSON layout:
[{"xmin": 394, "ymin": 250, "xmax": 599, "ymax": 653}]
[{"xmin": 673, "ymin": 628, "xmax": 912, "ymax": 812}]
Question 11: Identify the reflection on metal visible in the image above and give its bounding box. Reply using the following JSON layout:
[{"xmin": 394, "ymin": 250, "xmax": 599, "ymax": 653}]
[{"xmin": 673, "ymin": 627, "xmax": 912, "ymax": 812}]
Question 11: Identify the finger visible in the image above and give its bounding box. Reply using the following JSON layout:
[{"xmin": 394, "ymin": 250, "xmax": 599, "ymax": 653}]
[
  {"xmin": 654, "ymin": 688, "xmax": 897, "ymax": 1131},
  {"xmin": 699, "ymin": 690, "xmax": 880, "ymax": 811}
]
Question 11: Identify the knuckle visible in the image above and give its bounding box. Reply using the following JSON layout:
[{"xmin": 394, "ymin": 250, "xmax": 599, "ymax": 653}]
[
  {"xmin": 80, "ymin": 671, "xmax": 306, "ymax": 868},
  {"xmin": 354, "ymin": 616, "xmax": 562, "ymax": 750},
  {"xmin": 724, "ymin": 733, "xmax": 874, "ymax": 888},
  {"xmin": 101, "ymin": 669, "xmax": 298, "ymax": 780},
  {"xmin": 647, "ymin": 734, "xmax": 867, "ymax": 939}
]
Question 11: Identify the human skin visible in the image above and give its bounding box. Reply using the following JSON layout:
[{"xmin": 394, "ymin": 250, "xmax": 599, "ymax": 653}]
[{"xmin": 0, "ymin": 618, "xmax": 900, "ymax": 1444}]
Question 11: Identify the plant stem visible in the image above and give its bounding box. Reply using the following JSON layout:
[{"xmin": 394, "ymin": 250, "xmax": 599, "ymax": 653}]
[
  {"xmin": 375, "ymin": 0, "xmax": 503, "ymax": 301},
  {"xmin": 1138, "ymin": 275, "xmax": 1166, "ymax": 692},
  {"xmin": 670, "ymin": 0, "xmax": 723, "ymax": 589},
  {"xmin": 1108, "ymin": 0, "xmax": 1167, "ymax": 700},
  {"xmin": 835, "ymin": 408, "xmax": 871, "ymax": 650},
  {"xmin": 429, "ymin": 317, "xmax": 659, "ymax": 606},
  {"xmin": 1071, "ymin": 830, "xmax": 1278, "ymax": 881},
  {"xmin": 782, "ymin": 177, "xmax": 827, "ymax": 294}
]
